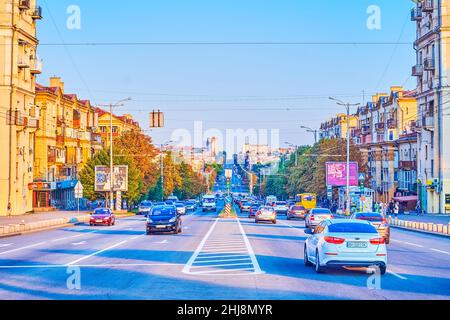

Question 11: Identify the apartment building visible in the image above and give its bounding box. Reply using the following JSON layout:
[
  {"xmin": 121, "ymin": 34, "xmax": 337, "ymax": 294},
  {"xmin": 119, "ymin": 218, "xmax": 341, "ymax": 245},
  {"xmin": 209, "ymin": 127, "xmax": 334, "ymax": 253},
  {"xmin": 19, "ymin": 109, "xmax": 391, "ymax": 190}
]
[
  {"xmin": 319, "ymin": 113, "xmax": 358, "ymax": 141},
  {"xmin": 0, "ymin": 0, "xmax": 42, "ymax": 216},
  {"xmin": 411, "ymin": 0, "xmax": 450, "ymax": 213},
  {"xmin": 94, "ymin": 109, "xmax": 141, "ymax": 148},
  {"xmin": 32, "ymin": 77, "xmax": 101, "ymax": 210}
]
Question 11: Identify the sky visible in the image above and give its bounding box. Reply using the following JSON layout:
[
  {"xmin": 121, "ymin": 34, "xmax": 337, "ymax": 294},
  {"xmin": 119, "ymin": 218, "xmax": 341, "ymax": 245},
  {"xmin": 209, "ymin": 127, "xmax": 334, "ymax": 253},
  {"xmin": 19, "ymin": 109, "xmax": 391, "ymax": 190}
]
[{"xmin": 36, "ymin": 0, "xmax": 418, "ymax": 153}]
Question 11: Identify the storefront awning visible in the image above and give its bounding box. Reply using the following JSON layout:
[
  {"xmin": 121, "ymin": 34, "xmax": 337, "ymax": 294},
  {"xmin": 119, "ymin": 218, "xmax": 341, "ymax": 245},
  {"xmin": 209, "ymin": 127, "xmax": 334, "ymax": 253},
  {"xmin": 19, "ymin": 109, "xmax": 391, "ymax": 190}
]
[{"xmin": 393, "ymin": 196, "xmax": 418, "ymax": 202}]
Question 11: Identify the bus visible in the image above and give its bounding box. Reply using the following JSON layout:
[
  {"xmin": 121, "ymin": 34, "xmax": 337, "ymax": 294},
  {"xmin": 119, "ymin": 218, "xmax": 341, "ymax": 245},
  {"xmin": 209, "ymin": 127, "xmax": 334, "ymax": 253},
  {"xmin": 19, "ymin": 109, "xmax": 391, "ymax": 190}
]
[{"xmin": 295, "ymin": 193, "xmax": 317, "ymax": 212}]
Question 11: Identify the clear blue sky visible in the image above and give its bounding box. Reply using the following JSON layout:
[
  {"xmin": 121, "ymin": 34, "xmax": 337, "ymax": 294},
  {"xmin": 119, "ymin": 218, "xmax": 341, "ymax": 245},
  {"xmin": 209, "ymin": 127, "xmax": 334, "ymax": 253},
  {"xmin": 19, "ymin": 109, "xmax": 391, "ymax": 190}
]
[{"xmin": 37, "ymin": 0, "xmax": 417, "ymax": 150}]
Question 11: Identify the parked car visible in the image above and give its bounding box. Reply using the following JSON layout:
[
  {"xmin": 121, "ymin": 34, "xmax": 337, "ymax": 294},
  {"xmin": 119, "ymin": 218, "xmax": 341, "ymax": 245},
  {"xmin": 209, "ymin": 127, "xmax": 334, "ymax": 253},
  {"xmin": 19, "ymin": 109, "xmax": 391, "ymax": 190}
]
[
  {"xmin": 146, "ymin": 205, "xmax": 182, "ymax": 235},
  {"xmin": 174, "ymin": 202, "xmax": 187, "ymax": 215},
  {"xmin": 273, "ymin": 201, "xmax": 289, "ymax": 215},
  {"xmin": 138, "ymin": 200, "xmax": 153, "ymax": 216},
  {"xmin": 89, "ymin": 208, "xmax": 115, "ymax": 226},
  {"xmin": 304, "ymin": 219, "xmax": 387, "ymax": 274},
  {"xmin": 248, "ymin": 204, "xmax": 260, "ymax": 218},
  {"xmin": 305, "ymin": 208, "xmax": 333, "ymax": 230},
  {"xmin": 351, "ymin": 212, "xmax": 391, "ymax": 244},
  {"xmin": 255, "ymin": 206, "xmax": 276, "ymax": 224},
  {"xmin": 287, "ymin": 205, "xmax": 308, "ymax": 220}
]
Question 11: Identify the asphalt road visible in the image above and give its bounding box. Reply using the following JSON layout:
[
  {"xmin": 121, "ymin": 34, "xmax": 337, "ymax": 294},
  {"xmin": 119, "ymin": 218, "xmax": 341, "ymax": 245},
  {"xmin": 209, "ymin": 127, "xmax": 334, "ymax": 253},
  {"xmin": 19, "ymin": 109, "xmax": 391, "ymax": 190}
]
[{"xmin": 0, "ymin": 202, "xmax": 449, "ymax": 300}]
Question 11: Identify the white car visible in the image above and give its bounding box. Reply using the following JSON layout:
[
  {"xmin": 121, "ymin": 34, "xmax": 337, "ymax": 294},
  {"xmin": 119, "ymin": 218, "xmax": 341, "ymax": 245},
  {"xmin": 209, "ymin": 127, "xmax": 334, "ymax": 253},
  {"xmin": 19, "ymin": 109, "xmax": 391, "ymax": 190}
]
[
  {"xmin": 273, "ymin": 201, "xmax": 289, "ymax": 215},
  {"xmin": 304, "ymin": 219, "xmax": 387, "ymax": 274},
  {"xmin": 305, "ymin": 208, "xmax": 333, "ymax": 230},
  {"xmin": 202, "ymin": 195, "xmax": 217, "ymax": 212}
]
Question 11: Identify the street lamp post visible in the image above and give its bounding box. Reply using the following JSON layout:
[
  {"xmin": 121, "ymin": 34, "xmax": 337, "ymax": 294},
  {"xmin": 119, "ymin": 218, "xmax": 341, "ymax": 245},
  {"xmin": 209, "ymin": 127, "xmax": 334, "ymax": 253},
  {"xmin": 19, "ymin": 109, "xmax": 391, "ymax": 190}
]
[
  {"xmin": 98, "ymin": 98, "xmax": 131, "ymax": 210},
  {"xmin": 329, "ymin": 97, "xmax": 360, "ymax": 215},
  {"xmin": 300, "ymin": 126, "xmax": 319, "ymax": 144}
]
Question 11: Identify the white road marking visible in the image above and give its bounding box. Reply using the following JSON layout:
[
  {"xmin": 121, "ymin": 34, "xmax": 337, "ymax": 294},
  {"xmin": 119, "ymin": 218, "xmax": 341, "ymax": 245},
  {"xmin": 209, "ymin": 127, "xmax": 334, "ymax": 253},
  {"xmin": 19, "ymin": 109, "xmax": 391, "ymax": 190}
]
[
  {"xmin": 193, "ymin": 257, "xmax": 252, "ymax": 264},
  {"xmin": 190, "ymin": 262, "xmax": 253, "ymax": 269},
  {"xmin": 0, "ymin": 242, "xmax": 46, "ymax": 256},
  {"xmin": 72, "ymin": 241, "xmax": 86, "ymax": 246},
  {"xmin": 51, "ymin": 232, "xmax": 95, "ymax": 242},
  {"xmin": 65, "ymin": 240, "xmax": 129, "ymax": 266},
  {"xmin": 387, "ymin": 270, "xmax": 408, "ymax": 280},
  {"xmin": 431, "ymin": 248, "xmax": 450, "ymax": 255},
  {"xmin": 130, "ymin": 234, "xmax": 145, "ymax": 240},
  {"xmin": 201, "ymin": 246, "xmax": 247, "ymax": 252},
  {"xmin": 0, "ymin": 262, "xmax": 183, "ymax": 269},
  {"xmin": 155, "ymin": 240, "xmax": 168, "ymax": 244},
  {"xmin": 195, "ymin": 254, "xmax": 249, "ymax": 260},
  {"xmin": 198, "ymin": 250, "xmax": 249, "ymax": 255},
  {"xmin": 391, "ymin": 239, "xmax": 424, "ymax": 248},
  {"xmin": 236, "ymin": 217, "xmax": 263, "ymax": 274},
  {"xmin": 0, "ymin": 244, "xmax": 13, "ymax": 248},
  {"xmin": 188, "ymin": 267, "xmax": 255, "ymax": 275}
]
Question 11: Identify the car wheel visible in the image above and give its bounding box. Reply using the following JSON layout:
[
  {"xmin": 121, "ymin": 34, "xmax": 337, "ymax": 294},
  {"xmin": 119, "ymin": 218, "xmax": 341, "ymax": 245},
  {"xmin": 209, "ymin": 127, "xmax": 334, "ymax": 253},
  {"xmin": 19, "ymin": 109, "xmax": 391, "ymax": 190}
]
[
  {"xmin": 273, "ymin": 220, "xmax": 277, "ymax": 224},
  {"xmin": 315, "ymin": 251, "xmax": 325, "ymax": 273},
  {"xmin": 385, "ymin": 238, "xmax": 390, "ymax": 245},
  {"xmin": 304, "ymin": 245, "xmax": 313, "ymax": 266},
  {"xmin": 379, "ymin": 265, "xmax": 387, "ymax": 275}
]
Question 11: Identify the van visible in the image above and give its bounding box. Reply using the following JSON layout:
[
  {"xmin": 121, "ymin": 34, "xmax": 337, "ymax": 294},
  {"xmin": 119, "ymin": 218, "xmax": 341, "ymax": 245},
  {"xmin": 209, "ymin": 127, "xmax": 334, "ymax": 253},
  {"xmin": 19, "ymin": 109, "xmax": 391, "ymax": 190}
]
[{"xmin": 202, "ymin": 195, "xmax": 217, "ymax": 212}]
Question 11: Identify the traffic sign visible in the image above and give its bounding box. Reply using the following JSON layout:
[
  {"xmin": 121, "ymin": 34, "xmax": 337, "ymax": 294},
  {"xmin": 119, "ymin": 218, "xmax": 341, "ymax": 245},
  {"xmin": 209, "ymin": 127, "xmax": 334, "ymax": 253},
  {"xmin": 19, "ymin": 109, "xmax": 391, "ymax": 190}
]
[
  {"xmin": 74, "ymin": 181, "xmax": 84, "ymax": 199},
  {"xmin": 358, "ymin": 173, "xmax": 365, "ymax": 181}
]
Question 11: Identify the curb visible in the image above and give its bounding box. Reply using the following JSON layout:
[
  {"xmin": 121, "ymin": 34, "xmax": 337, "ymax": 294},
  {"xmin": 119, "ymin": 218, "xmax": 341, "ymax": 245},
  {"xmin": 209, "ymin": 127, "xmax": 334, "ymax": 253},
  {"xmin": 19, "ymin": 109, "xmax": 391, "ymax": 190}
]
[
  {"xmin": 388, "ymin": 217, "xmax": 450, "ymax": 238},
  {"xmin": 390, "ymin": 224, "xmax": 450, "ymax": 238}
]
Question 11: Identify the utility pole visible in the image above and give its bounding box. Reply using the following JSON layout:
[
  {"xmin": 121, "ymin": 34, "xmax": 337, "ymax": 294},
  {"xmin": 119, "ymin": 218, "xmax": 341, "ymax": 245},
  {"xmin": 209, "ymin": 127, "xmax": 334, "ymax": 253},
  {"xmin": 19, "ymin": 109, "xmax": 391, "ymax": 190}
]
[
  {"xmin": 329, "ymin": 97, "xmax": 360, "ymax": 216},
  {"xmin": 300, "ymin": 126, "xmax": 319, "ymax": 144}
]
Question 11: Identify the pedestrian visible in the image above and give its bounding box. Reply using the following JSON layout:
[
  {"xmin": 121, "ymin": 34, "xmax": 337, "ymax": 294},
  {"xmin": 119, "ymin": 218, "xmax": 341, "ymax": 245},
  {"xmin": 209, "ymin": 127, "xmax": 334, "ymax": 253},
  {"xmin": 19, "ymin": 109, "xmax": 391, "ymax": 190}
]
[
  {"xmin": 388, "ymin": 200, "xmax": 395, "ymax": 216},
  {"xmin": 394, "ymin": 202, "xmax": 399, "ymax": 217},
  {"xmin": 416, "ymin": 201, "xmax": 422, "ymax": 216}
]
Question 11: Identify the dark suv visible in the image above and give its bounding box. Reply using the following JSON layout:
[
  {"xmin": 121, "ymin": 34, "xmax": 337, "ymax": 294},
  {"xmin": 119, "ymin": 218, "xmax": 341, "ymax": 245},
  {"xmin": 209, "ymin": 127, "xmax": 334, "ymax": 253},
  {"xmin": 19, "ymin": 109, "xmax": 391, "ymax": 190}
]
[{"xmin": 146, "ymin": 205, "xmax": 182, "ymax": 235}]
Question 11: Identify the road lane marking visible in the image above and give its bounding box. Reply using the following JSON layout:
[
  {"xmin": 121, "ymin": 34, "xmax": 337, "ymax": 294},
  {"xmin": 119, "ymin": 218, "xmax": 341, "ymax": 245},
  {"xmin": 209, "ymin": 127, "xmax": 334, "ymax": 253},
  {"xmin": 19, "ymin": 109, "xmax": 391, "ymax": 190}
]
[
  {"xmin": 387, "ymin": 270, "xmax": 408, "ymax": 280},
  {"xmin": 188, "ymin": 267, "xmax": 255, "ymax": 275},
  {"xmin": 198, "ymin": 250, "xmax": 249, "ymax": 255},
  {"xmin": 0, "ymin": 244, "xmax": 13, "ymax": 248},
  {"xmin": 0, "ymin": 262, "xmax": 184, "ymax": 269},
  {"xmin": 190, "ymin": 262, "xmax": 253, "ymax": 269},
  {"xmin": 236, "ymin": 217, "xmax": 263, "ymax": 274},
  {"xmin": 131, "ymin": 234, "xmax": 146, "ymax": 240},
  {"xmin": 201, "ymin": 246, "xmax": 247, "ymax": 252},
  {"xmin": 51, "ymin": 231, "xmax": 95, "ymax": 242},
  {"xmin": 193, "ymin": 257, "xmax": 252, "ymax": 264},
  {"xmin": 195, "ymin": 254, "xmax": 249, "ymax": 259},
  {"xmin": 0, "ymin": 242, "xmax": 46, "ymax": 256},
  {"xmin": 72, "ymin": 241, "xmax": 86, "ymax": 246},
  {"xmin": 65, "ymin": 240, "xmax": 129, "ymax": 266},
  {"xmin": 155, "ymin": 240, "xmax": 168, "ymax": 244},
  {"xmin": 431, "ymin": 248, "xmax": 450, "ymax": 255},
  {"xmin": 390, "ymin": 239, "xmax": 424, "ymax": 248}
]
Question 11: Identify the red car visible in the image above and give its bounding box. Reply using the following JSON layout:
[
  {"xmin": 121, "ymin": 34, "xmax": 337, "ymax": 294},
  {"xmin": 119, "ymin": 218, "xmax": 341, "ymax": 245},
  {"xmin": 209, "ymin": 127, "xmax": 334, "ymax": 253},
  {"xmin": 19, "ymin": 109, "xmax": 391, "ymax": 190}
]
[
  {"xmin": 287, "ymin": 205, "xmax": 308, "ymax": 220},
  {"xmin": 90, "ymin": 208, "xmax": 116, "ymax": 226}
]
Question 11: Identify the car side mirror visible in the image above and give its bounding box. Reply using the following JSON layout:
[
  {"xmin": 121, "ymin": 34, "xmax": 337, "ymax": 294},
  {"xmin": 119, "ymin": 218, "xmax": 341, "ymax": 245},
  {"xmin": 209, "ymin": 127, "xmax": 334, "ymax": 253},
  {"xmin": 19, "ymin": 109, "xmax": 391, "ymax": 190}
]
[{"xmin": 304, "ymin": 229, "xmax": 313, "ymax": 235}]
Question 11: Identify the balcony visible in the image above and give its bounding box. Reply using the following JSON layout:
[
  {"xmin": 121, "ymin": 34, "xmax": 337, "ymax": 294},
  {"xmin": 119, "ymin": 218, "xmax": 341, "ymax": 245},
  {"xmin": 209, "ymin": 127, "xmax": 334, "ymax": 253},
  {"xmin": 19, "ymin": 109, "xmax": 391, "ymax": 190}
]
[
  {"xmin": 424, "ymin": 58, "xmax": 435, "ymax": 71},
  {"xmin": 31, "ymin": 6, "xmax": 42, "ymax": 19},
  {"xmin": 375, "ymin": 122, "xmax": 385, "ymax": 131},
  {"xmin": 18, "ymin": 58, "xmax": 30, "ymax": 69},
  {"xmin": 412, "ymin": 64, "xmax": 423, "ymax": 76},
  {"xmin": 7, "ymin": 110, "xmax": 28, "ymax": 126},
  {"xmin": 362, "ymin": 125, "xmax": 371, "ymax": 135},
  {"xmin": 422, "ymin": 0, "xmax": 434, "ymax": 12},
  {"xmin": 411, "ymin": 8, "xmax": 422, "ymax": 21},
  {"xmin": 399, "ymin": 161, "xmax": 417, "ymax": 170},
  {"xmin": 30, "ymin": 58, "xmax": 42, "ymax": 74},
  {"xmin": 27, "ymin": 118, "xmax": 39, "ymax": 129},
  {"xmin": 387, "ymin": 119, "xmax": 397, "ymax": 129},
  {"xmin": 422, "ymin": 114, "xmax": 434, "ymax": 129},
  {"xmin": 18, "ymin": 0, "xmax": 30, "ymax": 10}
]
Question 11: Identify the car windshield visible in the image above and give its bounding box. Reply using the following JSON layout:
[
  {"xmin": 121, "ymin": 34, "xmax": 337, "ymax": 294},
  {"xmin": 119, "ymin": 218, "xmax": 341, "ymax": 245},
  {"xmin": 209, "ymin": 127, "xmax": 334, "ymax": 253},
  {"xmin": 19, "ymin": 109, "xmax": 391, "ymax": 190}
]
[
  {"xmin": 355, "ymin": 213, "xmax": 384, "ymax": 221},
  {"xmin": 328, "ymin": 222, "xmax": 377, "ymax": 233},
  {"xmin": 312, "ymin": 209, "xmax": 331, "ymax": 214},
  {"xmin": 204, "ymin": 198, "xmax": 215, "ymax": 203},
  {"xmin": 175, "ymin": 203, "xmax": 184, "ymax": 207},
  {"xmin": 150, "ymin": 206, "xmax": 176, "ymax": 216},
  {"xmin": 261, "ymin": 206, "xmax": 274, "ymax": 212},
  {"xmin": 93, "ymin": 209, "xmax": 110, "ymax": 215},
  {"xmin": 140, "ymin": 201, "xmax": 152, "ymax": 207}
]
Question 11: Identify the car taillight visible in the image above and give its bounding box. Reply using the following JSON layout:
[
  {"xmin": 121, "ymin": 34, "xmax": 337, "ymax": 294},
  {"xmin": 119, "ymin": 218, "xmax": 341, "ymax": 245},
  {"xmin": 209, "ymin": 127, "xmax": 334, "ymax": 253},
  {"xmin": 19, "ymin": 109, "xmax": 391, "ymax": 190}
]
[
  {"xmin": 330, "ymin": 214, "xmax": 334, "ymax": 219},
  {"xmin": 382, "ymin": 218, "xmax": 388, "ymax": 224},
  {"xmin": 324, "ymin": 236, "xmax": 345, "ymax": 244},
  {"xmin": 370, "ymin": 238, "xmax": 385, "ymax": 245},
  {"xmin": 310, "ymin": 215, "xmax": 315, "ymax": 221}
]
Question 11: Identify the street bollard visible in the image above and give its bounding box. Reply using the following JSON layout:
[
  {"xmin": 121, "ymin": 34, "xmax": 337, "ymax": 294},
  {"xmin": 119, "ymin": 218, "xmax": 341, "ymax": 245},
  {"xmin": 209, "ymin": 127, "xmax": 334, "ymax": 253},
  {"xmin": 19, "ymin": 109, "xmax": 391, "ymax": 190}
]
[{"xmin": 437, "ymin": 224, "xmax": 443, "ymax": 234}]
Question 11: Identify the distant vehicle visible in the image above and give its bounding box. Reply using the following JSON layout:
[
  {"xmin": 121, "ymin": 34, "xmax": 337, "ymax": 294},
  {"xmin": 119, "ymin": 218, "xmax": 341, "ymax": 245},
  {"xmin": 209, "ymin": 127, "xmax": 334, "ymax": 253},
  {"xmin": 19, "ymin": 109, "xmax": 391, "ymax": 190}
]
[
  {"xmin": 185, "ymin": 200, "xmax": 197, "ymax": 211},
  {"xmin": 305, "ymin": 208, "xmax": 333, "ymax": 230},
  {"xmin": 240, "ymin": 201, "xmax": 252, "ymax": 212},
  {"xmin": 90, "ymin": 208, "xmax": 115, "ymax": 226},
  {"xmin": 154, "ymin": 202, "xmax": 165, "ymax": 206},
  {"xmin": 295, "ymin": 193, "xmax": 317, "ymax": 212},
  {"xmin": 248, "ymin": 203, "xmax": 260, "ymax": 218},
  {"xmin": 304, "ymin": 219, "xmax": 387, "ymax": 274},
  {"xmin": 266, "ymin": 195, "xmax": 277, "ymax": 206},
  {"xmin": 166, "ymin": 195, "xmax": 179, "ymax": 202},
  {"xmin": 165, "ymin": 200, "xmax": 175, "ymax": 205},
  {"xmin": 351, "ymin": 212, "xmax": 390, "ymax": 244},
  {"xmin": 287, "ymin": 205, "xmax": 308, "ymax": 220},
  {"xmin": 146, "ymin": 205, "xmax": 182, "ymax": 235},
  {"xmin": 273, "ymin": 201, "xmax": 289, "ymax": 215},
  {"xmin": 174, "ymin": 202, "xmax": 187, "ymax": 215},
  {"xmin": 202, "ymin": 194, "xmax": 217, "ymax": 212},
  {"xmin": 255, "ymin": 206, "xmax": 276, "ymax": 224},
  {"xmin": 138, "ymin": 200, "xmax": 153, "ymax": 216}
]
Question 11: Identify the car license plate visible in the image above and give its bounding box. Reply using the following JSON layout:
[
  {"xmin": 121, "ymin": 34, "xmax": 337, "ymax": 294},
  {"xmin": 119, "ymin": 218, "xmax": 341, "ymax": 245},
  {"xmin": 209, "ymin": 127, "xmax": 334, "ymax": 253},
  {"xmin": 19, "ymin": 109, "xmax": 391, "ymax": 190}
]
[
  {"xmin": 156, "ymin": 225, "xmax": 166, "ymax": 229},
  {"xmin": 347, "ymin": 241, "xmax": 368, "ymax": 248},
  {"xmin": 96, "ymin": 220, "xmax": 103, "ymax": 223}
]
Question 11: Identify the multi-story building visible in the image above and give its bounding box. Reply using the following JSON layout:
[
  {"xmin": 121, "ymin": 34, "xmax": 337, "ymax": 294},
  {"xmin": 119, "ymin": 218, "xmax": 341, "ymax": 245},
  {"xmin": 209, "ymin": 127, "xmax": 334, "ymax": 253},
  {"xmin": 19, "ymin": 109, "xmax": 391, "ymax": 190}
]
[
  {"xmin": 0, "ymin": 0, "xmax": 42, "ymax": 216},
  {"xmin": 411, "ymin": 0, "xmax": 450, "ymax": 213},
  {"xmin": 354, "ymin": 88, "xmax": 417, "ymax": 203},
  {"xmin": 319, "ymin": 113, "xmax": 358, "ymax": 141},
  {"xmin": 94, "ymin": 109, "xmax": 140, "ymax": 148},
  {"xmin": 32, "ymin": 77, "xmax": 101, "ymax": 210}
]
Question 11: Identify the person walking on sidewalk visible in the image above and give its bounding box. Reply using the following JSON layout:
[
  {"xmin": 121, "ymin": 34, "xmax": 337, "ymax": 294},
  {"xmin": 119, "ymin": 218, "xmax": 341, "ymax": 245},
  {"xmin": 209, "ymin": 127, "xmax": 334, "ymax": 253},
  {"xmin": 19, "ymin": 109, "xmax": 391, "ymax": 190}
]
[
  {"xmin": 388, "ymin": 200, "xmax": 395, "ymax": 216},
  {"xmin": 394, "ymin": 201, "xmax": 399, "ymax": 217}
]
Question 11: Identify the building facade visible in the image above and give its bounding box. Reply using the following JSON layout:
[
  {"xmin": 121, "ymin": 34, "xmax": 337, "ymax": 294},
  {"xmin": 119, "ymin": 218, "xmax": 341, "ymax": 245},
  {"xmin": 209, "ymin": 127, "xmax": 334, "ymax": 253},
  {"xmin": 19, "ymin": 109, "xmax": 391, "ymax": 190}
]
[
  {"xmin": 32, "ymin": 77, "xmax": 101, "ymax": 210},
  {"xmin": 94, "ymin": 109, "xmax": 140, "ymax": 148},
  {"xmin": 319, "ymin": 113, "xmax": 358, "ymax": 141},
  {"xmin": 0, "ymin": 0, "xmax": 42, "ymax": 216},
  {"xmin": 411, "ymin": 0, "xmax": 450, "ymax": 213}
]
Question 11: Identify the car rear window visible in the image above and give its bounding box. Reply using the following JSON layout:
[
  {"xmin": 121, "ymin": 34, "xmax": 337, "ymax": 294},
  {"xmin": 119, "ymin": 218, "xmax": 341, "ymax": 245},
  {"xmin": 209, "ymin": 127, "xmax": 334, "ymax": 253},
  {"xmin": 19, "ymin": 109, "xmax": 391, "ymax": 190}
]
[
  {"xmin": 328, "ymin": 223, "xmax": 378, "ymax": 233},
  {"xmin": 261, "ymin": 206, "xmax": 274, "ymax": 211},
  {"xmin": 312, "ymin": 209, "xmax": 331, "ymax": 214},
  {"xmin": 276, "ymin": 201, "xmax": 286, "ymax": 205},
  {"xmin": 292, "ymin": 206, "xmax": 305, "ymax": 210},
  {"xmin": 150, "ymin": 207, "xmax": 176, "ymax": 216},
  {"xmin": 94, "ymin": 209, "xmax": 110, "ymax": 215},
  {"xmin": 355, "ymin": 213, "xmax": 384, "ymax": 221}
]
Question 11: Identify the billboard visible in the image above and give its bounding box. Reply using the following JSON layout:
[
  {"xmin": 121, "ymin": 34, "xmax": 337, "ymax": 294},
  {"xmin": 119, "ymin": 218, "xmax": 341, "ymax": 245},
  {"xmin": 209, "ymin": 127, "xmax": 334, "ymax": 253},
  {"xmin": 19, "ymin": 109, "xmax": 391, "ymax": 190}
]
[
  {"xmin": 326, "ymin": 162, "xmax": 358, "ymax": 187},
  {"xmin": 95, "ymin": 165, "xmax": 129, "ymax": 192}
]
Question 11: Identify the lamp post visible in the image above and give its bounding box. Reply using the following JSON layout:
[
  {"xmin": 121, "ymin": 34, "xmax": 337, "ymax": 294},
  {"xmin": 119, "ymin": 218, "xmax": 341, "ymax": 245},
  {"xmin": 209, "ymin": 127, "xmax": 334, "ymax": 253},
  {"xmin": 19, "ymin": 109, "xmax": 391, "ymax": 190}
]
[
  {"xmin": 300, "ymin": 125, "xmax": 319, "ymax": 144},
  {"xmin": 98, "ymin": 98, "xmax": 131, "ymax": 210},
  {"xmin": 329, "ymin": 97, "xmax": 360, "ymax": 215},
  {"xmin": 160, "ymin": 140, "xmax": 173, "ymax": 201}
]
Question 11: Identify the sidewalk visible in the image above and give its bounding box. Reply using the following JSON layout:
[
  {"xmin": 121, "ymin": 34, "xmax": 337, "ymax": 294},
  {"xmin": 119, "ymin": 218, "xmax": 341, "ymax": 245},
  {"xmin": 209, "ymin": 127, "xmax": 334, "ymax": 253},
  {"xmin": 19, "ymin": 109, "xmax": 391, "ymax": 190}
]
[
  {"xmin": 393, "ymin": 214, "xmax": 450, "ymax": 225},
  {"xmin": 0, "ymin": 211, "xmax": 90, "ymax": 227}
]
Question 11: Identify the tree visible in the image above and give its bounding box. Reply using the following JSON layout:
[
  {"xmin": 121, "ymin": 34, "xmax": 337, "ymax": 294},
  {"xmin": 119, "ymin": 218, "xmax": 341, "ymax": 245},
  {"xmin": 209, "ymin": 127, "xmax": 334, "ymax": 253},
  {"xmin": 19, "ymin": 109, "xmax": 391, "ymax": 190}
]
[
  {"xmin": 162, "ymin": 152, "xmax": 182, "ymax": 198},
  {"xmin": 78, "ymin": 148, "xmax": 143, "ymax": 206}
]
